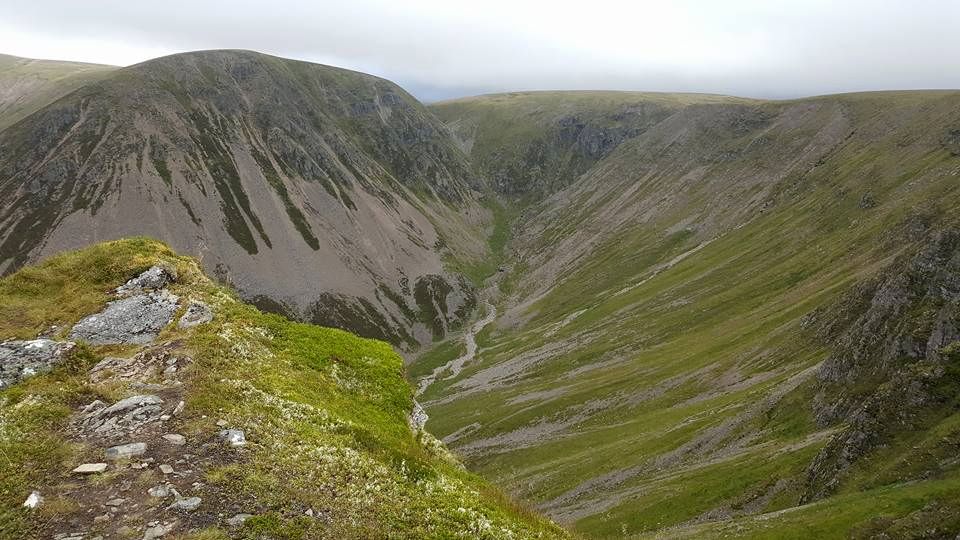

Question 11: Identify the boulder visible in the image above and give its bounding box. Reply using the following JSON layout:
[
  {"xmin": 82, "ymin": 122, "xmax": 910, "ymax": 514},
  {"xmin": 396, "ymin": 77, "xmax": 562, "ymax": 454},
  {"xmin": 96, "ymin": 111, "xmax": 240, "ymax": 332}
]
[
  {"xmin": 218, "ymin": 429, "xmax": 246, "ymax": 447},
  {"xmin": 142, "ymin": 521, "xmax": 177, "ymax": 540},
  {"xmin": 116, "ymin": 266, "xmax": 173, "ymax": 296},
  {"xmin": 167, "ymin": 496, "xmax": 201, "ymax": 511},
  {"xmin": 226, "ymin": 514, "xmax": 253, "ymax": 527},
  {"xmin": 161, "ymin": 433, "xmax": 185, "ymax": 445},
  {"xmin": 178, "ymin": 301, "xmax": 213, "ymax": 329},
  {"xmin": 70, "ymin": 291, "xmax": 179, "ymax": 345},
  {"xmin": 76, "ymin": 395, "xmax": 164, "ymax": 437},
  {"xmin": 0, "ymin": 339, "xmax": 75, "ymax": 388},
  {"xmin": 105, "ymin": 442, "xmax": 148, "ymax": 460}
]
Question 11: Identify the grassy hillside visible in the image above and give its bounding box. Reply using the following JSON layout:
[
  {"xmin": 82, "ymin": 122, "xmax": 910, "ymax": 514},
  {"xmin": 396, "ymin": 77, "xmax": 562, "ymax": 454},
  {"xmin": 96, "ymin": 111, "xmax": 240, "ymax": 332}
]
[
  {"xmin": 0, "ymin": 238, "xmax": 567, "ymax": 539},
  {"xmin": 417, "ymin": 90, "xmax": 960, "ymax": 537},
  {"xmin": 0, "ymin": 53, "xmax": 115, "ymax": 131}
]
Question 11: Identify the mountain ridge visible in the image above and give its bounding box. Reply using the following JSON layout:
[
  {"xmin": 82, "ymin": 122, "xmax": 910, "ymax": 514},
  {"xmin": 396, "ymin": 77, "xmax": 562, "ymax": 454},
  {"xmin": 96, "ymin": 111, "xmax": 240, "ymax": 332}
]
[{"xmin": 3, "ymin": 48, "xmax": 960, "ymax": 538}]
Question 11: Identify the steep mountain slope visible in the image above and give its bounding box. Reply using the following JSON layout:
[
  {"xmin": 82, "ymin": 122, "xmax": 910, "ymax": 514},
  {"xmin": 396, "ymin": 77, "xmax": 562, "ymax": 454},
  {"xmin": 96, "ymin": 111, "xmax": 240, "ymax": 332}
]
[
  {"xmin": 0, "ymin": 54, "xmax": 115, "ymax": 131},
  {"xmin": 0, "ymin": 238, "xmax": 567, "ymax": 539},
  {"xmin": 418, "ymin": 90, "xmax": 960, "ymax": 537},
  {"xmin": 0, "ymin": 50, "xmax": 490, "ymax": 351}
]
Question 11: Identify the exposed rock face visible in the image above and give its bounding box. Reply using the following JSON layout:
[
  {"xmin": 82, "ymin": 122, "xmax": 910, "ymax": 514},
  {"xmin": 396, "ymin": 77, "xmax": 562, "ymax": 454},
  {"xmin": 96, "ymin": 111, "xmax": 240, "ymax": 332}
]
[
  {"xmin": 804, "ymin": 230, "xmax": 960, "ymax": 500},
  {"xmin": 0, "ymin": 339, "xmax": 75, "ymax": 387},
  {"xmin": 70, "ymin": 291, "xmax": 179, "ymax": 345}
]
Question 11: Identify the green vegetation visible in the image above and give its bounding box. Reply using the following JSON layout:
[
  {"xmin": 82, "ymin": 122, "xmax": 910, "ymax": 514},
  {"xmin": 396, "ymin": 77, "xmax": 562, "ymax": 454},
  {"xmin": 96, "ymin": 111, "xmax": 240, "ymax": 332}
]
[
  {"xmin": 0, "ymin": 238, "xmax": 568, "ymax": 538},
  {"xmin": 0, "ymin": 53, "xmax": 115, "ymax": 131},
  {"xmin": 417, "ymin": 90, "xmax": 960, "ymax": 538},
  {"xmin": 444, "ymin": 196, "xmax": 518, "ymax": 287}
]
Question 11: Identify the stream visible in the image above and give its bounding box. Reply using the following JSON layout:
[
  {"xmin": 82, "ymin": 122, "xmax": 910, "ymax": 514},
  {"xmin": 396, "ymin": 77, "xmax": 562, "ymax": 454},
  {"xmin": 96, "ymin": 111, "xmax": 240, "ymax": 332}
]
[{"xmin": 416, "ymin": 300, "xmax": 496, "ymax": 396}]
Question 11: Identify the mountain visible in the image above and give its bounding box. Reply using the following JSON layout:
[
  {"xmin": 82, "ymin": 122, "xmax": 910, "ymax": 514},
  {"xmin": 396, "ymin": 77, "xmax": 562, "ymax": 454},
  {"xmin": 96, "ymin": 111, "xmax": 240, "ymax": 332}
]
[
  {"xmin": 5, "ymin": 46, "xmax": 960, "ymax": 538},
  {"xmin": 0, "ymin": 238, "xmax": 566, "ymax": 539},
  {"xmin": 0, "ymin": 54, "xmax": 115, "ymax": 131},
  {"xmin": 420, "ymin": 90, "xmax": 960, "ymax": 537},
  {"xmin": 0, "ymin": 50, "xmax": 492, "ymax": 351}
]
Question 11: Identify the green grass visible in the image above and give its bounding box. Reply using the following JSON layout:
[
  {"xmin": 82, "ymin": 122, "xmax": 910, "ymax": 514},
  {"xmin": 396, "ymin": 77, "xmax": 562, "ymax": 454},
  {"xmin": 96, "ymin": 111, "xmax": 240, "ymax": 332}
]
[
  {"xmin": 444, "ymin": 195, "xmax": 519, "ymax": 288},
  {"xmin": 0, "ymin": 238, "xmax": 568, "ymax": 539},
  {"xmin": 417, "ymin": 89, "xmax": 960, "ymax": 538}
]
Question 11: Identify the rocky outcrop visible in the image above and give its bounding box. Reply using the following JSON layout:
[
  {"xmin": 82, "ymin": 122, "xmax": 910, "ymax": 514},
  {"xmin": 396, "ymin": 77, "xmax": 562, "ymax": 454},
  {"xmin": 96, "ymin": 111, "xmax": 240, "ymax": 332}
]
[
  {"xmin": 88, "ymin": 350, "xmax": 189, "ymax": 384},
  {"xmin": 410, "ymin": 400, "xmax": 429, "ymax": 432},
  {"xmin": 69, "ymin": 290, "xmax": 179, "ymax": 345},
  {"xmin": 803, "ymin": 230, "xmax": 960, "ymax": 500},
  {"xmin": 0, "ymin": 339, "xmax": 75, "ymax": 388},
  {"xmin": 75, "ymin": 395, "xmax": 165, "ymax": 439},
  {"xmin": 115, "ymin": 266, "xmax": 173, "ymax": 296}
]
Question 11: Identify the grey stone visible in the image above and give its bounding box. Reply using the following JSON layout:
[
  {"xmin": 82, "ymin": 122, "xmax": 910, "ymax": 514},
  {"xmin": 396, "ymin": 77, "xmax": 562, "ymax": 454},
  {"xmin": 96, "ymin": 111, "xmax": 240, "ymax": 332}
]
[
  {"xmin": 409, "ymin": 399, "xmax": 429, "ymax": 432},
  {"xmin": 142, "ymin": 521, "xmax": 176, "ymax": 540},
  {"xmin": 148, "ymin": 485, "xmax": 171, "ymax": 498},
  {"xmin": 178, "ymin": 300, "xmax": 213, "ymax": 329},
  {"xmin": 159, "ymin": 464, "xmax": 174, "ymax": 474},
  {"xmin": 226, "ymin": 513, "xmax": 253, "ymax": 527},
  {"xmin": 105, "ymin": 498, "xmax": 125, "ymax": 507},
  {"xmin": 69, "ymin": 290, "xmax": 179, "ymax": 345},
  {"xmin": 0, "ymin": 339, "xmax": 75, "ymax": 388},
  {"xmin": 167, "ymin": 496, "xmax": 201, "ymax": 511},
  {"xmin": 161, "ymin": 433, "xmax": 185, "ymax": 445},
  {"xmin": 116, "ymin": 266, "xmax": 172, "ymax": 296},
  {"xmin": 105, "ymin": 442, "xmax": 148, "ymax": 460},
  {"xmin": 218, "ymin": 429, "xmax": 246, "ymax": 447},
  {"xmin": 89, "ymin": 351, "xmax": 185, "ymax": 384},
  {"xmin": 73, "ymin": 463, "xmax": 108, "ymax": 474},
  {"xmin": 22, "ymin": 490, "xmax": 42, "ymax": 508},
  {"xmin": 76, "ymin": 395, "xmax": 164, "ymax": 436}
]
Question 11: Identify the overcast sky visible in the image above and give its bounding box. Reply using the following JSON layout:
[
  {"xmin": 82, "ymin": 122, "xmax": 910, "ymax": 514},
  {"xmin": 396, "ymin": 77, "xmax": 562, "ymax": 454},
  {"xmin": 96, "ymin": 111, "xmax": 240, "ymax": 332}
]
[{"xmin": 1, "ymin": 0, "xmax": 959, "ymax": 101}]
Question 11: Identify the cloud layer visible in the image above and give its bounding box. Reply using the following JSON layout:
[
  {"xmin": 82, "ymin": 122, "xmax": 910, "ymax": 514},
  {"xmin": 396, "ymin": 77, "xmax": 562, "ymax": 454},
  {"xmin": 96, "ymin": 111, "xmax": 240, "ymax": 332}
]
[{"xmin": 2, "ymin": 0, "xmax": 959, "ymax": 101}]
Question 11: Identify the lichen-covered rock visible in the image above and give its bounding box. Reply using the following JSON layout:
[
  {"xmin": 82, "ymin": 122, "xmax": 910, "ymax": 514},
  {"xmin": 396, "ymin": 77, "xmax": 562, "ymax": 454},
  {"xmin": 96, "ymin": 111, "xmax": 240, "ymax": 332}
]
[
  {"xmin": 115, "ymin": 266, "xmax": 173, "ymax": 296},
  {"xmin": 178, "ymin": 300, "xmax": 213, "ymax": 329},
  {"xmin": 0, "ymin": 339, "xmax": 75, "ymax": 388},
  {"xmin": 88, "ymin": 349, "xmax": 188, "ymax": 384},
  {"xmin": 69, "ymin": 291, "xmax": 179, "ymax": 345},
  {"xmin": 105, "ymin": 442, "xmax": 148, "ymax": 460},
  {"xmin": 76, "ymin": 395, "xmax": 165, "ymax": 438},
  {"xmin": 409, "ymin": 399, "xmax": 429, "ymax": 432}
]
